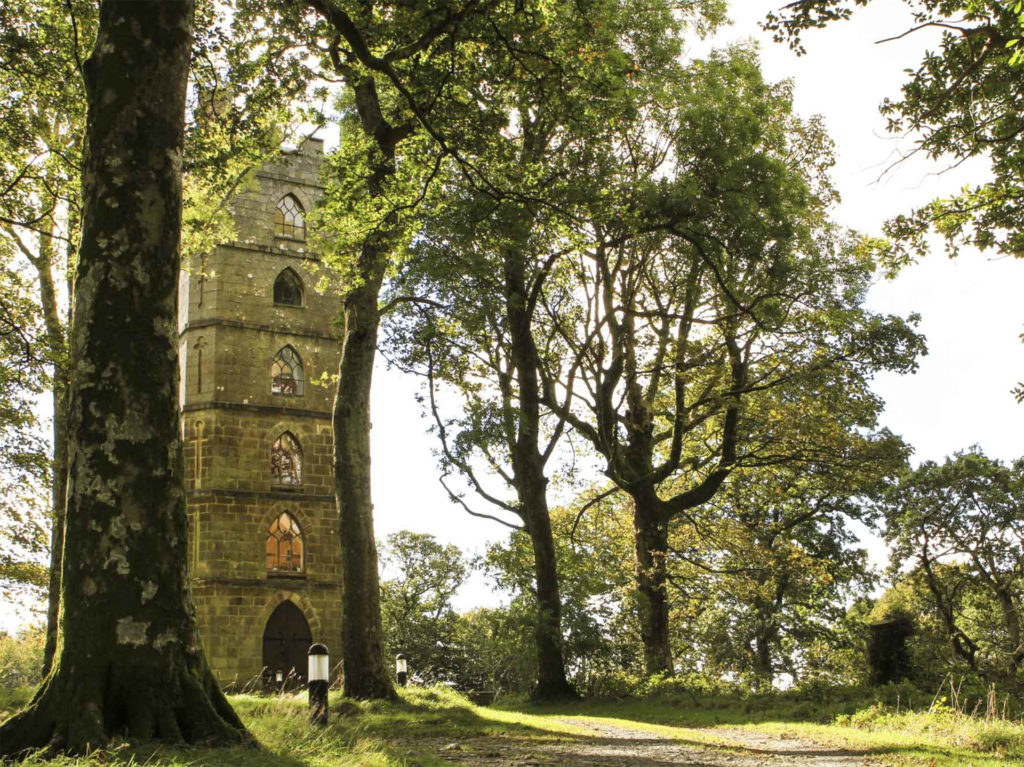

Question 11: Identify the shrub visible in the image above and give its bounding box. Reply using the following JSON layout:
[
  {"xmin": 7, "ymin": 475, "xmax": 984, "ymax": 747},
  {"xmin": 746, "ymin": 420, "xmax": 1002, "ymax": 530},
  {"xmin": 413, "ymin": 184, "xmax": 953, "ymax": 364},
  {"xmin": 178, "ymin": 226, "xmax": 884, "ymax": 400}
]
[{"xmin": 0, "ymin": 625, "xmax": 44, "ymax": 690}]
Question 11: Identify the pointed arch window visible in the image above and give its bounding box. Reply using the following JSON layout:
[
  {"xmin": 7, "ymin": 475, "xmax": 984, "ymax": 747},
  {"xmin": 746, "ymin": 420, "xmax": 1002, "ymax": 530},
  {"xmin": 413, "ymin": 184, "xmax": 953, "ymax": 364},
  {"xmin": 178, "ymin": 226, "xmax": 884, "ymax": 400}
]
[
  {"xmin": 274, "ymin": 194, "xmax": 306, "ymax": 240},
  {"xmin": 266, "ymin": 512, "xmax": 304, "ymax": 573},
  {"xmin": 271, "ymin": 346, "xmax": 304, "ymax": 396},
  {"xmin": 273, "ymin": 268, "xmax": 303, "ymax": 307},
  {"xmin": 270, "ymin": 432, "xmax": 302, "ymax": 487}
]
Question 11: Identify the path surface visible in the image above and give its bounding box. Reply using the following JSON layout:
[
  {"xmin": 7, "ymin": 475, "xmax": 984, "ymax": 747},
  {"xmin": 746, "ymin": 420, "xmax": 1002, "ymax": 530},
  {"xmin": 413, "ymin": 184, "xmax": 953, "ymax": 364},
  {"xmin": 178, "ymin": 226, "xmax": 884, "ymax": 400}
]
[{"xmin": 425, "ymin": 718, "xmax": 877, "ymax": 766}]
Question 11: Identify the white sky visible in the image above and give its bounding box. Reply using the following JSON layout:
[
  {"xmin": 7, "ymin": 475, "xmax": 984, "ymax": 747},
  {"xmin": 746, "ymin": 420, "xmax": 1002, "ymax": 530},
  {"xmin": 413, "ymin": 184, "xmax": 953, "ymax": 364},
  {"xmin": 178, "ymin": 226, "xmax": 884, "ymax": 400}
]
[
  {"xmin": 5, "ymin": 2, "xmax": 1023, "ymax": 633},
  {"xmin": 369, "ymin": 1, "xmax": 1024, "ymax": 602}
]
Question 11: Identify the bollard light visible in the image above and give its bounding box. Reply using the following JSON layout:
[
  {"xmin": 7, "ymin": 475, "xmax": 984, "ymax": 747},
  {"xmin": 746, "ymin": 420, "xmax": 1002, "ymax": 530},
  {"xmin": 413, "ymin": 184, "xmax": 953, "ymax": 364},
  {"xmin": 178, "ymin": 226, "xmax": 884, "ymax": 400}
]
[
  {"xmin": 308, "ymin": 643, "xmax": 329, "ymax": 725},
  {"xmin": 395, "ymin": 652, "xmax": 408, "ymax": 687},
  {"xmin": 275, "ymin": 669, "xmax": 284, "ymax": 684}
]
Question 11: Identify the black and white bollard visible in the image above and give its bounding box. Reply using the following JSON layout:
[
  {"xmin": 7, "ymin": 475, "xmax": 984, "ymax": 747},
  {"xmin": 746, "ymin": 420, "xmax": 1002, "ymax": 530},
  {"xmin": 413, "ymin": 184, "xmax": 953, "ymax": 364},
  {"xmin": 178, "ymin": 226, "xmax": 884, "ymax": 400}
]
[
  {"xmin": 395, "ymin": 652, "xmax": 408, "ymax": 687},
  {"xmin": 308, "ymin": 643, "xmax": 329, "ymax": 725}
]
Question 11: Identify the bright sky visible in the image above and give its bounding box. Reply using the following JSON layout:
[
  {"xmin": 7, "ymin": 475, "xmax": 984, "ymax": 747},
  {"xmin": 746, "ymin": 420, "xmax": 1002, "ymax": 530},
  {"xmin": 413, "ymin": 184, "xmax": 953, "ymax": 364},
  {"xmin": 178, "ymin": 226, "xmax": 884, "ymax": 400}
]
[{"xmin": 369, "ymin": 2, "xmax": 1024, "ymax": 599}]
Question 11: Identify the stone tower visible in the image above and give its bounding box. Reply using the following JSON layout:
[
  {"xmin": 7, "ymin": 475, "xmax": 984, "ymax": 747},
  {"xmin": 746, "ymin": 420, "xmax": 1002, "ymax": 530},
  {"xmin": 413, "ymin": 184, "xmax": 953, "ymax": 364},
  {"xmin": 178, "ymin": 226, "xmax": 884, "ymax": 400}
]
[{"xmin": 178, "ymin": 138, "xmax": 343, "ymax": 688}]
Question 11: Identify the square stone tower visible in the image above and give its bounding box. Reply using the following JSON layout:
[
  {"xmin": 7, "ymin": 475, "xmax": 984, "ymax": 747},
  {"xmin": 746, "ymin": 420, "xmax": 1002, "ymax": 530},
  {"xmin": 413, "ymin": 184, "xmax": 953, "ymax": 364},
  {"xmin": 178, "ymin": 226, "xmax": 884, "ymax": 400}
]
[{"xmin": 178, "ymin": 138, "xmax": 343, "ymax": 688}]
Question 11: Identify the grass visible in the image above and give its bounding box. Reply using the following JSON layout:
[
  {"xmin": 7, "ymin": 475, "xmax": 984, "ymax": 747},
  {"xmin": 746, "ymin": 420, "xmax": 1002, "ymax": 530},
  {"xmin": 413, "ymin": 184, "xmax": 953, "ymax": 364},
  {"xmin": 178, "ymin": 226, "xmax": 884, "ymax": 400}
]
[
  {"xmin": 506, "ymin": 686, "xmax": 1024, "ymax": 767},
  {"xmin": 1, "ymin": 684, "xmax": 1023, "ymax": 765}
]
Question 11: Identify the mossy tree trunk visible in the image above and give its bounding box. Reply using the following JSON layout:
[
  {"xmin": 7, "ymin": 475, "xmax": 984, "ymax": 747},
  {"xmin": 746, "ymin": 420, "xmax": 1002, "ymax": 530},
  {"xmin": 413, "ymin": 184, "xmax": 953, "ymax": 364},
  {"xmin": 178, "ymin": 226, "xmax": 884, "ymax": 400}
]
[
  {"xmin": 330, "ymin": 76, "xmax": 400, "ymax": 700},
  {"xmin": 631, "ymin": 497, "xmax": 674, "ymax": 678},
  {"xmin": 332, "ymin": 247, "xmax": 394, "ymax": 700},
  {"xmin": 36, "ymin": 218, "xmax": 69, "ymax": 677},
  {"xmin": 0, "ymin": 0, "xmax": 249, "ymax": 755}
]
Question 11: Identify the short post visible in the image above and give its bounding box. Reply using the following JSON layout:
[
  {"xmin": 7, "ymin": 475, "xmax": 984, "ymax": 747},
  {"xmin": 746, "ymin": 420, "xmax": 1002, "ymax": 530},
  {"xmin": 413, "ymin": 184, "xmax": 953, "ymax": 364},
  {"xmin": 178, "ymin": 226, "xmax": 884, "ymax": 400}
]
[
  {"xmin": 308, "ymin": 643, "xmax": 329, "ymax": 725},
  {"xmin": 395, "ymin": 652, "xmax": 408, "ymax": 687}
]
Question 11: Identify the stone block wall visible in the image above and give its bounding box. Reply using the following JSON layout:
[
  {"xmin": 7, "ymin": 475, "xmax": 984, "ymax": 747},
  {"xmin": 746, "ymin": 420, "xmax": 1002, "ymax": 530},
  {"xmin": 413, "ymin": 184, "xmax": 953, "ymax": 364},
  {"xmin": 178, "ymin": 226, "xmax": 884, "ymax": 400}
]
[
  {"xmin": 179, "ymin": 138, "xmax": 344, "ymax": 688},
  {"xmin": 191, "ymin": 580, "xmax": 343, "ymax": 690}
]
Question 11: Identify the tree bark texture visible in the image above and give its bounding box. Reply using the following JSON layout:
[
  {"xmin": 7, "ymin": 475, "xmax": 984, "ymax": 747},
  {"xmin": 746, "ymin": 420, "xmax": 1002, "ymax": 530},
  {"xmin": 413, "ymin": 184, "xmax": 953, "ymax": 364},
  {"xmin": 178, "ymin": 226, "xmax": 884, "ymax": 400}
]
[
  {"xmin": 504, "ymin": 234, "xmax": 576, "ymax": 700},
  {"xmin": 753, "ymin": 634, "xmax": 773, "ymax": 680},
  {"xmin": 332, "ymin": 251, "xmax": 395, "ymax": 699},
  {"xmin": 0, "ymin": 0, "xmax": 249, "ymax": 754},
  {"xmin": 522, "ymin": 505, "xmax": 577, "ymax": 700},
  {"xmin": 632, "ymin": 498, "xmax": 673, "ymax": 677},
  {"xmin": 330, "ymin": 76, "xmax": 398, "ymax": 700}
]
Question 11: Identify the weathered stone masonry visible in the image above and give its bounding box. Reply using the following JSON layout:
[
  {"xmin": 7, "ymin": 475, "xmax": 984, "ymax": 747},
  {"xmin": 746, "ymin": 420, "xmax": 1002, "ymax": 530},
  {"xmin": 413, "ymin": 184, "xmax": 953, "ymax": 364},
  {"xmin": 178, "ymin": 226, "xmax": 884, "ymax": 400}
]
[{"xmin": 178, "ymin": 139, "xmax": 343, "ymax": 688}]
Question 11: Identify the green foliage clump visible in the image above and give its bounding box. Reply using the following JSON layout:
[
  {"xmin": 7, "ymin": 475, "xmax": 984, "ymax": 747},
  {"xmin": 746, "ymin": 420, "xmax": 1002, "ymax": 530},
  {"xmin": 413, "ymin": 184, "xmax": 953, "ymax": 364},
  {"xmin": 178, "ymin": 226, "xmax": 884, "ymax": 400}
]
[{"xmin": 0, "ymin": 625, "xmax": 43, "ymax": 692}]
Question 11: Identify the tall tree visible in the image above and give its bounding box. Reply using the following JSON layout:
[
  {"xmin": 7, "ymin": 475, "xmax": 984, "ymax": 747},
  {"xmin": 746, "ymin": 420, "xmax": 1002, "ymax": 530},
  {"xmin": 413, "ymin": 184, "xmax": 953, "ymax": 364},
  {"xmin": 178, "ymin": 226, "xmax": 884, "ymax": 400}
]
[
  {"xmin": 541, "ymin": 47, "xmax": 924, "ymax": 675},
  {"xmin": 0, "ymin": 0, "xmax": 91, "ymax": 672},
  {"xmin": 384, "ymin": 0, "xmax": 710, "ymax": 697},
  {"xmin": 0, "ymin": 0, "xmax": 313, "ymax": 674},
  {"xmin": 0, "ymin": 0, "xmax": 248, "ymax": 754}
]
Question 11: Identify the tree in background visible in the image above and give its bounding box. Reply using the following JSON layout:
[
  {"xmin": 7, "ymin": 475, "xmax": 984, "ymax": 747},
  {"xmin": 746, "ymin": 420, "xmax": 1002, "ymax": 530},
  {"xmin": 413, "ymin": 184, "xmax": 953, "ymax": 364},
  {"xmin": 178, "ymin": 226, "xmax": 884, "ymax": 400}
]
[
  {"xmin": 0, "ymin": 0, "xmax": 249, "ymax": 753},
  {"xmin": 764, "ymin": 1, "xmax": 1024, "ymax": 396},
  {"xmin": 483, "ymin": 502, "xmax": 641, "ymax": 691},
  {"xmin": 379, "ymin": 531, "xmax": 470, "ymax": 684},
  {"xmin": 451, "ymin": 607, "xmax": 537, "ymax": 696},
  {"xmin": 767, "ymin": 0, "xmax": 1023, "ymax": 261},
  {"xmin": 541, "ymin": 47, "xmax": 924, "ymax": 675},
  {"xmin": 382, "ymin": 0, "xmax": 714, "ymax": 698},
  {"xmin": 669, "ymin": 425, "xmax": 906, "ymax": 685},
  {"xmin": 881, "ymin": 449, "xmax": 1024, "ymax": 684}
]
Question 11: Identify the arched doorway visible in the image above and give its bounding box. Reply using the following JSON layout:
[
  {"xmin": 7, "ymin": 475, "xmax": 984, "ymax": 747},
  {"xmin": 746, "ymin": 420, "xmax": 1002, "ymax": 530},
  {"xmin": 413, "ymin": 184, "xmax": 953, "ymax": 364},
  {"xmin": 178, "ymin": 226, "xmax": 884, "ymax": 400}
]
[{"xmin": 262, "ymin": 600, "xmax": 312, "ymax": 686}]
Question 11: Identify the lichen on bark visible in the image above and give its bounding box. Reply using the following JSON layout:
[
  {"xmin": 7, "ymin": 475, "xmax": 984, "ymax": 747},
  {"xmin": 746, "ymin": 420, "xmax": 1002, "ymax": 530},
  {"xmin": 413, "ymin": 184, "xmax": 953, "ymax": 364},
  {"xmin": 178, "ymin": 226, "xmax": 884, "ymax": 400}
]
[{"xmin": 0, "ymin": 0, "xmax": 250, "ymax": 756}]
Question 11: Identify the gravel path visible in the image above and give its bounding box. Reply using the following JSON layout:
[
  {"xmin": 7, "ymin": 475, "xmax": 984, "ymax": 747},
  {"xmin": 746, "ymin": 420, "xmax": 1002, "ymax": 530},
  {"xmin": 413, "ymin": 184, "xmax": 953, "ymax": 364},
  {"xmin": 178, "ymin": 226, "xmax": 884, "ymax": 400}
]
[{"xmin": 424, "ymin": 718, "xmax": 876, "ymax": 766}]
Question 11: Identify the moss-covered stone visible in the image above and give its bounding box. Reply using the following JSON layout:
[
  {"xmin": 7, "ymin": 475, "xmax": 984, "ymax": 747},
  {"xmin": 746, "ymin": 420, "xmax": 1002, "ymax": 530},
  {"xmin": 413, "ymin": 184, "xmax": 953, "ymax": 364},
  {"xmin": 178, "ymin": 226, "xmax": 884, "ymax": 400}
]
[{"xmin": 179, "ymin": 140, "xmax": 344, "ymax": 689}]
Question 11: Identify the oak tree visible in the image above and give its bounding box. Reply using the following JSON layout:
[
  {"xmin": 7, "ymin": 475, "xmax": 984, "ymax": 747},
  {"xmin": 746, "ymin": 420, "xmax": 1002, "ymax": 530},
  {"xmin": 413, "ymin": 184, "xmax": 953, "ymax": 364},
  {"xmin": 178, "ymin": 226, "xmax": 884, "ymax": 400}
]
[{"xmin": 542, "ymin": 48, "xmax": 924, "ymax": 675}]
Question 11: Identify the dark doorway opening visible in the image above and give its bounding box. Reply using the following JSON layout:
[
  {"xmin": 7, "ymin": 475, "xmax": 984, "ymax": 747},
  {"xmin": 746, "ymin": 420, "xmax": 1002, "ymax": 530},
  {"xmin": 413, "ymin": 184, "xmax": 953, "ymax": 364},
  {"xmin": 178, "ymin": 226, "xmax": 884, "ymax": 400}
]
[{"xmin": 262, "ymin": 599, "xmax": 312, "ymax": 688}]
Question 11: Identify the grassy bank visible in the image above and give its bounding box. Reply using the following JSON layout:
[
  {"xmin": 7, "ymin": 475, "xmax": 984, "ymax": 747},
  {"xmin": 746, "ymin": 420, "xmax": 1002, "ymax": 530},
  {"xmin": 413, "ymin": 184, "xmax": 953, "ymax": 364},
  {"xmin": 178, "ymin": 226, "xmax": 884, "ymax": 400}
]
[{"xmin": 1, "ymin": 684, "xmax": 1022, "ymax": 765}]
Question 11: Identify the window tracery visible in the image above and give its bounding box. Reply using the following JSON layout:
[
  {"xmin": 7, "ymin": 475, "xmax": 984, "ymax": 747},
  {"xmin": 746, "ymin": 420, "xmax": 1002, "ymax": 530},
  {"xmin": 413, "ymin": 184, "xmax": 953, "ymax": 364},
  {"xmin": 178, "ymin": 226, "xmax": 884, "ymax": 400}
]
[
  {"xmin": 266, "ymin": 512, "xmax": 304, "ymax": 573},
  {"xmin": 270, "ymin": 432, "xmax": 302, "ymax": 487},
  {"xmin": 274, "ymin": 194, "xmax": 305, "ymax": 240},
  {"xmin": 273, "ymin": 268, "xmax": 303, "ymax": 306},
  {"xmin": 271, "ymin": 346, "xmax": 304, "ymax": 396}
]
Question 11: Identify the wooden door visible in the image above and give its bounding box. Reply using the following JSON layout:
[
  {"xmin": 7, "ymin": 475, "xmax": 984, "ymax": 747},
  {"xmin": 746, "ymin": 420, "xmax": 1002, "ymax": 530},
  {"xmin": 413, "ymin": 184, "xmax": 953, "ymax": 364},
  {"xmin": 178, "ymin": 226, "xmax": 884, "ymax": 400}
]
[{"xmin": 262, "ymin": 600, "xmax": 312, "ymax": 685}]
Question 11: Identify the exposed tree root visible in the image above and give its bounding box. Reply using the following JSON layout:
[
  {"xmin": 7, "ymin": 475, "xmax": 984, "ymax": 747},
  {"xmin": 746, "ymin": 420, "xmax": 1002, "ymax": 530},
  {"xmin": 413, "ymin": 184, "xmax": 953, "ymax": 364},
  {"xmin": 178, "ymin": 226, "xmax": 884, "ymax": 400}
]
[{"xmin": 0, "ymin": 659, "xmax": 252, "ymax": 758}]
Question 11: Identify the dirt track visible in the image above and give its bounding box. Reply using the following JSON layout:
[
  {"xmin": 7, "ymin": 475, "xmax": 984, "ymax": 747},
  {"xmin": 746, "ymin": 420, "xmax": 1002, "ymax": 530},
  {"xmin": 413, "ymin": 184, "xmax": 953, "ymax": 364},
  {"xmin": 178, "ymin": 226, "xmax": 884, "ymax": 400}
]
[{"xmin": 427, "ymin": 718, "xmax": 876, "ymax": 766}]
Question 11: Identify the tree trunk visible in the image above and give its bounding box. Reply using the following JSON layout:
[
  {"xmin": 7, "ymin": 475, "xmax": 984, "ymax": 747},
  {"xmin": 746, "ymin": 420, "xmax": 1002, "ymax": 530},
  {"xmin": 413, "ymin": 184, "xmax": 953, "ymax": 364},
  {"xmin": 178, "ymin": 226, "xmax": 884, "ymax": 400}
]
[
  {"xmin": 333, "ymin": 252, "xmax": 395, "ymax": 700},
  {"xmin": 522, "ymin": 499, "xmax": 577, "ymax": 700},
  {"xmin": 504, "ymin": 228, "xmax": 576, "ymax": 701},
  {"xmin": 920, "ymin": 553, "xmax": 978, "ymax": 670},
  {"xmin": 330, "ymin": 75, "xmax": 399, "ymax": 700},
  {"xmin": 753, "ymin": 634, "xmax": 773, "ymax": 681},
  {"xmin": 995, "ymin": 587, "xmax": 1023, "ymax": 677},
  {"xmin": 632, "ymin": 495, "xmax": 673, "ymax": 676},
  {"xmin": 36, "ymin": 221, "xmax": 69, "ymax": 677},
  {"xmin": 0, "ymin": 1, "xmax": 248, "ymax": 754}
]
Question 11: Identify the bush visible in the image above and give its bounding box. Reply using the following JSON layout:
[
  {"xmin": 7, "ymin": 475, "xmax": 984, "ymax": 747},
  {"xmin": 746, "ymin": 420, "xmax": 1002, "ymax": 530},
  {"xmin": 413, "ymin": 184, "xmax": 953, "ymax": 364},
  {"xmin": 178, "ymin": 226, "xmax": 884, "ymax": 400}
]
[{"xmin": 0, "ymin": 625, "xmax": 44, "ymax": 690}]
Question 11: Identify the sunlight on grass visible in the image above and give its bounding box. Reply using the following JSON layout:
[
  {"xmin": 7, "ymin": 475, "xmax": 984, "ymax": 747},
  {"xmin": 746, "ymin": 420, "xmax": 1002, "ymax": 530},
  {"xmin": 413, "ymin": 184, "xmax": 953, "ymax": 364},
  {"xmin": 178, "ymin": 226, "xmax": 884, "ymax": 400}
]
[{"xmin": 4, "ymin": 685, "xmax": 1024, "ymax": 766}]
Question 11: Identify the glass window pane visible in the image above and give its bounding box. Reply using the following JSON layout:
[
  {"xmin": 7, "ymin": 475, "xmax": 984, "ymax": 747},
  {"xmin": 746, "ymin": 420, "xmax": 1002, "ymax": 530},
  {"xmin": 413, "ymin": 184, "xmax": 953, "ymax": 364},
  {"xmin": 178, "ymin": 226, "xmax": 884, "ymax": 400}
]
[{"xmin": 274, "ymin": 195, "xmax": 306, "ymax": 240}]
